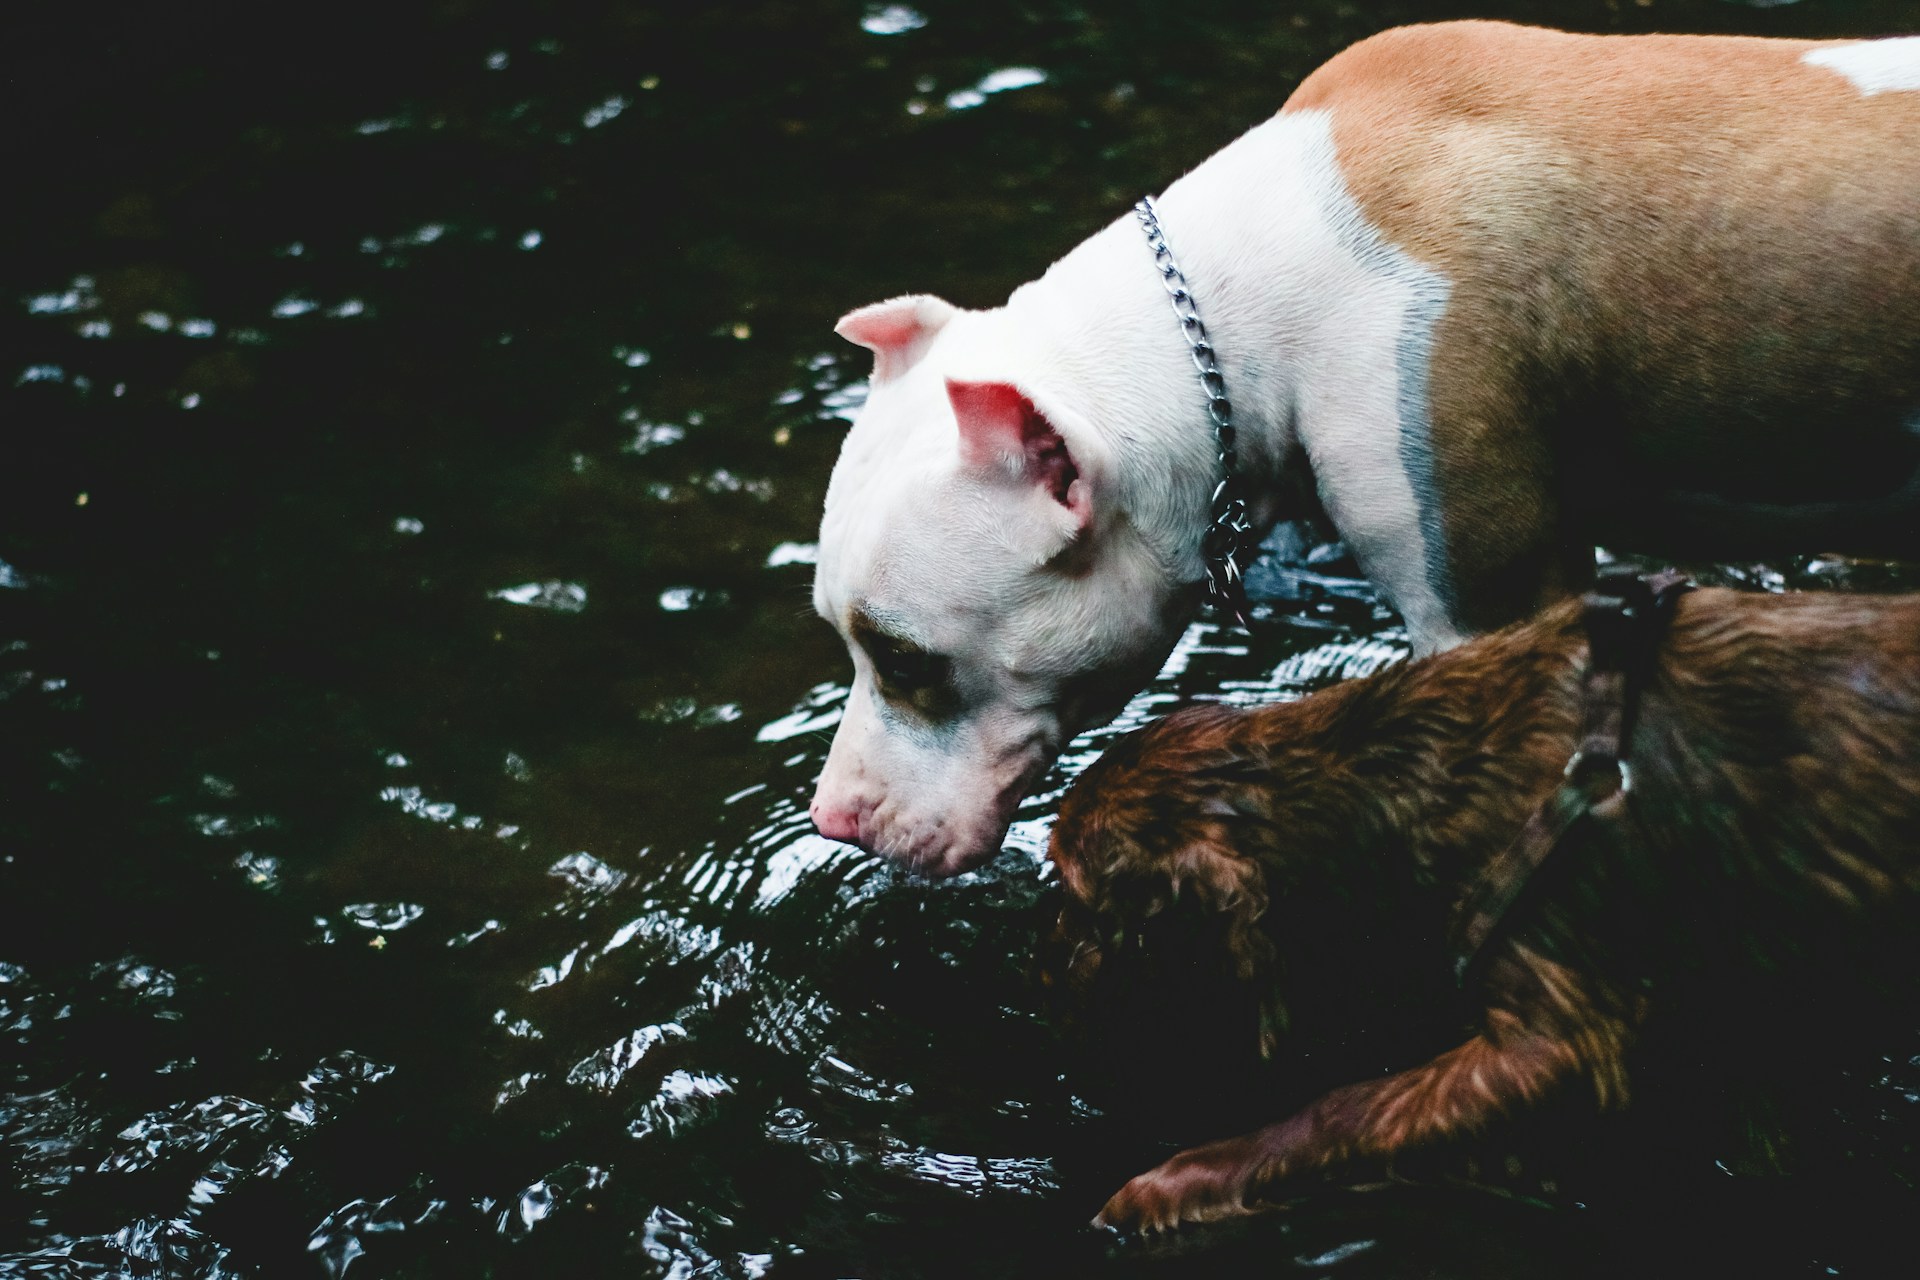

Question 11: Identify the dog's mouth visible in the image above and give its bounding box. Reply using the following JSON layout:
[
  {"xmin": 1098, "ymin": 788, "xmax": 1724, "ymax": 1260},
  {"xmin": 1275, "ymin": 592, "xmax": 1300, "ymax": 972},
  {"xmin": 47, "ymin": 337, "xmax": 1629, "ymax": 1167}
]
[{"xmin": 891, "ymin": 754, "xmax": 1055, "ymax": 878}]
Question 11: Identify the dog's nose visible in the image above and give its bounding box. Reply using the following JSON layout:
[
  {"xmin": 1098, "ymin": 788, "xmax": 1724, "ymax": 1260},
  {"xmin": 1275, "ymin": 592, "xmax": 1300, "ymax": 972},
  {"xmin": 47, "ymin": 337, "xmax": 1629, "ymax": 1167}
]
[{"xmin": 809, "ymin": 796, "xmax": 863, "ymax": 846}]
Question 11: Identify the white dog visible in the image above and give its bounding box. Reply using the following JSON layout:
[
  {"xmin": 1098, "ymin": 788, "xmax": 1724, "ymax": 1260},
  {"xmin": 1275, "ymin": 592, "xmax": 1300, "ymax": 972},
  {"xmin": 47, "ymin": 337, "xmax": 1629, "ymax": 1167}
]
[{"xmin": 811, "ymin": 21, "xmax": 1920, "ymax": 875}]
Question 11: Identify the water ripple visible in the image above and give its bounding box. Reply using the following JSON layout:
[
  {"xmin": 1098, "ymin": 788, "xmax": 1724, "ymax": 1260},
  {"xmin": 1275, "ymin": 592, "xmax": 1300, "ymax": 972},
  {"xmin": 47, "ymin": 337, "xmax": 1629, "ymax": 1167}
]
[
  {"xmin": 307, "ymin": 1184, "xmax": 450, "ymax": 1280},
  {"xmin": 565, "ymin": 1022, "xmax": 689, "ymax": 1095},
  {"xmin": 0, "ymin": 1219, "xmax": 242, "ymax": 1279},
  {"xmin": 860, "ymin": 4, "xmax": 927, "ymax": 36},
  {"xmin": 755, "ymin": 681, "xmax": 845, "ymax": 744},
  {"xmin": 496, "ymin": 1162, "xmax": 608, "ymax": 1241},
  {"xmin": 766, "ymin": 1107, "xmax": 1057, "ymax": 1199},
  {"xmin": 626, "ymin": 1069, "xmax": 733, "ymax": 1140},
  {"xmin": 638, "ymin": 1204, "xmax": 776, "ymax": 1279},
  {"xmin": 488, "ymin": 581, "xmax": 588, "ymax": 612}
]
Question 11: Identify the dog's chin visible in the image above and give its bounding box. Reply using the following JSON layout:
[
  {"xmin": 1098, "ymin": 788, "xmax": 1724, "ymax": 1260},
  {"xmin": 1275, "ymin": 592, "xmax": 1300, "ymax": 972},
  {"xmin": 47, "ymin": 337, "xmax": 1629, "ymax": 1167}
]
[
  {"xmin": 905, "ymin": 840, "xmax": 1006, "ymax": 879},
  {"xmin": 888, "ymin": 762, "xmax": 1051, "ymax": 878}
]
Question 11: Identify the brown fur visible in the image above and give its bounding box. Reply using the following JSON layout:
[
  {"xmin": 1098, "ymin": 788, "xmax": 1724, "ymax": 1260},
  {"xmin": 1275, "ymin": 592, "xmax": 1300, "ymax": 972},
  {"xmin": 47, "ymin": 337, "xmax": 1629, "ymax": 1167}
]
[
  {"xmin": 1285, "ymin": 23, "xmax": 1920, "ymax": 629},
  {"xmin": 1046, "ymin": 588, "xmax": 1920, "ymax": 1232}
]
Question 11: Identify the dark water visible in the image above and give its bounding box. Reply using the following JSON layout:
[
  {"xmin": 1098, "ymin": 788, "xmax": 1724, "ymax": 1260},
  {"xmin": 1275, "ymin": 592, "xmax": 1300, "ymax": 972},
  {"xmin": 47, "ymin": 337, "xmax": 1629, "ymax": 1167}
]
[{"xmin": 7, "ymin": 1, "xmax": 1920, "ymax": 1276}]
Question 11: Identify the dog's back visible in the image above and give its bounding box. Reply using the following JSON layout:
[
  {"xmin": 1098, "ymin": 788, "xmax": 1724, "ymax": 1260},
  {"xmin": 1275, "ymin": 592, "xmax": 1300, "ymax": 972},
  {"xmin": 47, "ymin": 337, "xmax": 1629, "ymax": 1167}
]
[
  {"xmin": 1051, "ymin": 588, "xmax": 1920, "ymax": 979},
  {"xmin": 1623, "ymin": 591, "xmax": 1920, "ymax": 946}
]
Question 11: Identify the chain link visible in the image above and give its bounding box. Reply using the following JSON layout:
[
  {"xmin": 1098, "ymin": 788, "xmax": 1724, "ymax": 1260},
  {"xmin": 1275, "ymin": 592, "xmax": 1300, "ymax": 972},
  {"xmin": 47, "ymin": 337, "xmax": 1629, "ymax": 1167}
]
[{"xmin": 1133, "ymin": 196, "xmax": 1255, "ymax": 627}]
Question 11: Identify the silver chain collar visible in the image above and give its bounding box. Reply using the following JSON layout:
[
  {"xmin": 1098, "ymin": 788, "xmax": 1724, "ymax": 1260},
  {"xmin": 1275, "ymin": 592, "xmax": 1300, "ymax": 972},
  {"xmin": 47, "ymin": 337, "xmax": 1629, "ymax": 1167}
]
[{"xmin": 1133, "ymin": 195, "xmax": 1256, "ymax": 628}]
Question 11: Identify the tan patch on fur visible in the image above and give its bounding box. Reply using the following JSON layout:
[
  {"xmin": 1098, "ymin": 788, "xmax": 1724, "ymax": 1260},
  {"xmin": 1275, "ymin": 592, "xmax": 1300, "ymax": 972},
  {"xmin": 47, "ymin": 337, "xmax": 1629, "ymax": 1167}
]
[{"xmin": 1286, "ymin": 22, "xmax": 1920, "ymax": 629}]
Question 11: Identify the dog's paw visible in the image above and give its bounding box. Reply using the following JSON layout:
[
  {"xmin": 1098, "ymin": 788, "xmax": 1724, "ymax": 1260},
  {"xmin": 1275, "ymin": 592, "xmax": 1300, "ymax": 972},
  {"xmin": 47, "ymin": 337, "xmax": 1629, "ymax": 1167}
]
[{"xmin": 1094, "ymin": 1141, "xmax": 1259, "ymax": 1235}]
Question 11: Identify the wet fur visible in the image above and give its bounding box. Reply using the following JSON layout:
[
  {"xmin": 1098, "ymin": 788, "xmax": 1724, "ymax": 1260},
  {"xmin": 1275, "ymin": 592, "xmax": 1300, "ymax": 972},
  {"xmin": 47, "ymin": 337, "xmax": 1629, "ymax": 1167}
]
[{"xmin": 1046, "ymin": 588, "xmax": 1920, "ymax": 1232}]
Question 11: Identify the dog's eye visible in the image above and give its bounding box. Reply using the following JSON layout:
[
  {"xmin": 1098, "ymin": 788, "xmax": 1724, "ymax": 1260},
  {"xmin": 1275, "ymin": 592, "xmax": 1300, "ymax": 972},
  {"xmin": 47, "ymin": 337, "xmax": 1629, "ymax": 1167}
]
[
  {"xmin": 848, "ymin": 610, "xmax": 958, "ymax": 718},
  {"xmin": 870, "ymin": 639, "xmax": 949, "ymax": 692},
  {"xmin": 869, "ymin": 639, "xmax": 959, "ymax": 720}
]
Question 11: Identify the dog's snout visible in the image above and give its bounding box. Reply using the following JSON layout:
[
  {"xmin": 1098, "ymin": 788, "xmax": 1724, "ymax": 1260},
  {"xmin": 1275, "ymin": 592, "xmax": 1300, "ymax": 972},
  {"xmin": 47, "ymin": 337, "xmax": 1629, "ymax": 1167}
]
[{"xmin": 809, "ymin": 795, "xmax": 864, "ymax": 846}]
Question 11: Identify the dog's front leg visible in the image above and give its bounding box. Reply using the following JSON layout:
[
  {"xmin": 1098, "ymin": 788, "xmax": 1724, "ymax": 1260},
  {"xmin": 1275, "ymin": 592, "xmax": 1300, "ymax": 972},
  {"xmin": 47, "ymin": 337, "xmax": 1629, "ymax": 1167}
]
[{"xmin": 1095, "ymin": 1009, "xmax": 1628, "ymax": 1233}]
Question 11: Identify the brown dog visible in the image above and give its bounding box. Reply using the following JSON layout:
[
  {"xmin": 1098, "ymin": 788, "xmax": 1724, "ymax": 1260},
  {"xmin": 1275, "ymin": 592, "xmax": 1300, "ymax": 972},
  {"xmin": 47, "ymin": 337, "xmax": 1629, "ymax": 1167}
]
[{"xmin": 1046, "ymin": 586, "xmax": 1920, "ymax": 1232}]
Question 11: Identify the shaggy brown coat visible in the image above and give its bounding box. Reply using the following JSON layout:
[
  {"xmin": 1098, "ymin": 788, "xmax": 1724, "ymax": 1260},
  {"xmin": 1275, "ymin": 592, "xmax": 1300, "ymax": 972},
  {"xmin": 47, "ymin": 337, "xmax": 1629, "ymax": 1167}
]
[{"xmin": 1047, "ymin": 588, "xmax": 1920, "ymax": 1232}]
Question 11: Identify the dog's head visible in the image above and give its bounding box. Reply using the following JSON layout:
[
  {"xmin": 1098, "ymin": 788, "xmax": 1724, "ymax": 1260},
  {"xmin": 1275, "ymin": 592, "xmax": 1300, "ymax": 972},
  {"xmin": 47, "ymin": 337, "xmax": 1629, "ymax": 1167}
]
[
  {"xmin": 810, "ymin": 294, "xmax": 1199, "ymax": 875},
  {"xmin": 1040, "ymin": 709, "xmax": 1290, "ymax": 1064}
]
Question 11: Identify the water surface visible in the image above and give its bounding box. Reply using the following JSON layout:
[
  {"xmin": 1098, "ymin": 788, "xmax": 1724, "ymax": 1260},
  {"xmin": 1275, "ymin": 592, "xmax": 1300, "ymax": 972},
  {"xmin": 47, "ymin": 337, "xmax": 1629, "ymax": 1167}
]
[{"xmin": 7, "ymin": 1, "xmax": 1920, "ymax": 1275}]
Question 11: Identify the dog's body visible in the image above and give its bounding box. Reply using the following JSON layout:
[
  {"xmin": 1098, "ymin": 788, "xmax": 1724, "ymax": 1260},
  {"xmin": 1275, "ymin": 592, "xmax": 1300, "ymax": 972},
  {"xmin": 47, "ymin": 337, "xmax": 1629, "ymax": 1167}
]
[
  {"xmin": 1046, "ymin": 587, "xmax": 1920, "ymax": 1232},
  {"xmin": 809, "ymin": 22, "xmax": 1920, "ymax": 875}
]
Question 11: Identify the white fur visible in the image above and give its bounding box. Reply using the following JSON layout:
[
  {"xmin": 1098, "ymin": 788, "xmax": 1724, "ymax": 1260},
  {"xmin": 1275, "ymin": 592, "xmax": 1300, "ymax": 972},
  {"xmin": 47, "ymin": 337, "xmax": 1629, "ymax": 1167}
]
[
  {"xmin": 1805, "ymin": 37, "xmax": 1920, "ymax": 96},
  {"xmin": 1150, "ymin": 110, "xmax": 1460, "ymax": 650},
  {"xmin": 812, "ymin": 108, "xmax": 1462, "ymax": 874}
]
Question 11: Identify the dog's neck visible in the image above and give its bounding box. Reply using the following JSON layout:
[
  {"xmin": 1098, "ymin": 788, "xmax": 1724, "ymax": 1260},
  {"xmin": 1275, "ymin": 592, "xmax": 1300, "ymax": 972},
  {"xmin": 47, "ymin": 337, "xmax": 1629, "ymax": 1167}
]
[
  {"xmin": 997, "ymin": 111, "xmax": 1364, "ymax": 585},
  {"xmin": 996, "ymin": 106, "xmax": 1463, "ymax": 645}
]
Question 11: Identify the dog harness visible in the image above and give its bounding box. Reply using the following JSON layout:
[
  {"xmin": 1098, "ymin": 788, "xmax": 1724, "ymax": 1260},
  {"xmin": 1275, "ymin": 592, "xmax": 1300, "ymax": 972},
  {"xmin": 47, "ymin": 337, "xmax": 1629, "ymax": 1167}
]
[
  {"xmin": 1450, "ymin": 569, "xmax": 1695, "ymax": 989},
  {"xmin": 1134, "ymin": 196, "xmax": 1259, "ymax": 627}
]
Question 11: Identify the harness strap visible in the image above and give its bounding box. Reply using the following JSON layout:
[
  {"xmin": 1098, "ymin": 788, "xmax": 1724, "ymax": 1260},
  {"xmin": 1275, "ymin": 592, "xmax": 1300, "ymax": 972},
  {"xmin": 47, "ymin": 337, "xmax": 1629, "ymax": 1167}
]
[{"xmin": 1450, "ymin": 569, "xmax": 1694, "ymax": 987}]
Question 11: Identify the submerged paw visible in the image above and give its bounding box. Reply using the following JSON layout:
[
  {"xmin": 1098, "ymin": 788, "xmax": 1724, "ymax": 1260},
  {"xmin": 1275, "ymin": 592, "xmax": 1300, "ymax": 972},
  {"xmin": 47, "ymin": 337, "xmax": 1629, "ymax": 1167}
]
[{"xmin": 1094, "ymin": 1150, "xmax": 1256, "ymax": 1234}]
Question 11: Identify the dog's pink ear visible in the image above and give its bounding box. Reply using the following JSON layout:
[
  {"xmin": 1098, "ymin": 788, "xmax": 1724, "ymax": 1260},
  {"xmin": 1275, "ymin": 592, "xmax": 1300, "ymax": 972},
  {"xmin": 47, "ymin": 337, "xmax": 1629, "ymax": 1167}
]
[
  {"xmin": 835, "ymin": 295, "xmax": 957, "ymax": 381},
  {"xmin": 946, "ymin": 379, "xmax": 1092, "ymax": 527}
]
